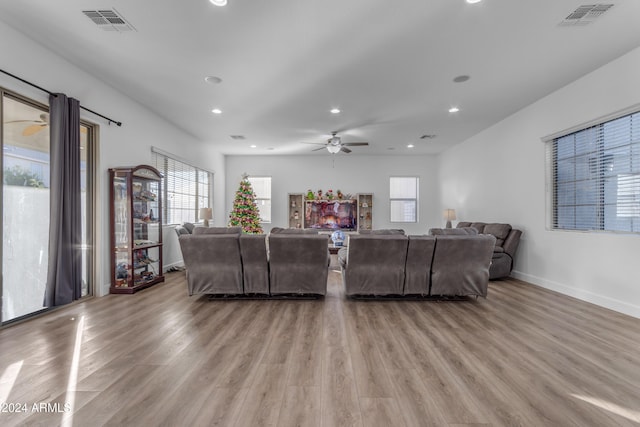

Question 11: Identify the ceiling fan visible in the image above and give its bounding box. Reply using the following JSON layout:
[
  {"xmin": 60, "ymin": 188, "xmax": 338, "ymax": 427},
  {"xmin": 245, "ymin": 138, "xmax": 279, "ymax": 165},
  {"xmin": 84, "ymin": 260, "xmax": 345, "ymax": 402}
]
[
  {"xmin": 5, "ymin": 113, "xmax": 87, "ymax": 136},
  {"xmin": 5, "ymin": 113, "xmax": 49, "ymax": 136},
  {"xmin": 304, "ymin": 132, "xmax": 369, "ymax": 154}
]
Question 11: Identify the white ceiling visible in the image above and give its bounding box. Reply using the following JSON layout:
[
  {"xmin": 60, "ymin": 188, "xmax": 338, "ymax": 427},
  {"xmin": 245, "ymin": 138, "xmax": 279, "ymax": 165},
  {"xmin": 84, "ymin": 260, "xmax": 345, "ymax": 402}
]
[{"xmin": 1, "ymin": 0, "xmax": 639, "ymax": 155}]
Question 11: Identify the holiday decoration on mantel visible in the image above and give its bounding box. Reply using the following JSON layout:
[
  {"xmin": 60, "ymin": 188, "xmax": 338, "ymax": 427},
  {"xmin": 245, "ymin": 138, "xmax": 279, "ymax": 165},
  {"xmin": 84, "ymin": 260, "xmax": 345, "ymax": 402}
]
[
  {"xmin": 228, "ymin": 173, "xmax": 264, "ymax": 234},
  {"xmin": 304, "ymin": 189, "xmax": 352, "ymax": 201}
]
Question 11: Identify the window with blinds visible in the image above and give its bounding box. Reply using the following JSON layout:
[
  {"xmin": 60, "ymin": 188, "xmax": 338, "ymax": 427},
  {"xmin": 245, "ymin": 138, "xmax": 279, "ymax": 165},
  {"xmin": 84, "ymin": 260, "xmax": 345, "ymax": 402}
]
[
  {"xmin": 548, "ymin": 110, "xmax": 640, "ymax": 232},
  {"xmin": 152, "ymin": 150, "xmax": 213, "ymax": 225},
  {"xmin": 248, "ymin": 176, "xmax": 271, "ymax": 223},
  {"xmin": 390, "ymin": 176, "xmax": 418, "ymax": 222}
]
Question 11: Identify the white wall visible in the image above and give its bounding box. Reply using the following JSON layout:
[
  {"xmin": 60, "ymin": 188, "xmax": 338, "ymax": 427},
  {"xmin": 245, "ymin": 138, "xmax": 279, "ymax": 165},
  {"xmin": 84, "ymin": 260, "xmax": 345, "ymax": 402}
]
[
  {"xmin": 0, "ymin": 21, "xmax": 225, "ymax": 296},
  {"xmin": 225, "ymin": 154, "xmax": 440, "ymax": 235},
  {"xmin": 438, "ymin": 46, "xmax": 640, "ymax": 318}
]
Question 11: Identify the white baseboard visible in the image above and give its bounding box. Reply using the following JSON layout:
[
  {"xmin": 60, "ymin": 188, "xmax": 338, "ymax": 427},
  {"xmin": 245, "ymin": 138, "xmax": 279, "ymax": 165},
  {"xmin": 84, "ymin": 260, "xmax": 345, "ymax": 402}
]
[{"xmin": 511, "ymin": 270, "xmax": 640, "ymax": 319}]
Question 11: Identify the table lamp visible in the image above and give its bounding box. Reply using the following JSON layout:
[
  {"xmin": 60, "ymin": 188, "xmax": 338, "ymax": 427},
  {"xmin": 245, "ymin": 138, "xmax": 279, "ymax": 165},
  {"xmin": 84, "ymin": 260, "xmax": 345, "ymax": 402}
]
[{"xmin": 443, "ymin": 209, "xmax": 456, "ymax": 228}]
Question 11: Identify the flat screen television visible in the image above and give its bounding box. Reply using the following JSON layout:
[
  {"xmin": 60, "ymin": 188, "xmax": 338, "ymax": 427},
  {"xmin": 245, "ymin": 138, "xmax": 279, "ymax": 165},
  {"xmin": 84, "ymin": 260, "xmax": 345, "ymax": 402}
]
[{"xmin": 304, "ymin": 199, "xmax": 357, "ymax": 230}]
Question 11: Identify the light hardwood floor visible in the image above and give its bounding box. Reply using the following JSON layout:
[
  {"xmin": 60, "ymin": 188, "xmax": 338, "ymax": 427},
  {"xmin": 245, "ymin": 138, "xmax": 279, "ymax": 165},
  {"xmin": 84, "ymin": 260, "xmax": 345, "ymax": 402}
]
[{"xmin": 1, "ymin": 270, "xmax": 640, "ymax": 426}]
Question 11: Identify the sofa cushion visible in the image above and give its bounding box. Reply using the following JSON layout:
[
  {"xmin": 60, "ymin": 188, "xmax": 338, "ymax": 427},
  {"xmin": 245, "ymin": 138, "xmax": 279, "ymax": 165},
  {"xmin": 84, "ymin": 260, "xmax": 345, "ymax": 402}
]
[
  {"xmin": 483, "ymin": 223, "xmax": 512, "ymax": 247},
  {"xmin": 429, "ymin": 227, "xmax": 478, "ymax": 235},
  {"xmin": 270, "ymin": 227, "xmax": 318, "ymax": 234},
  {"xmin": 182, "ymin": 222, "xmax": 195, "ymax": 234},
  {"xmin": 470, "ymin": 222, "xmax": 487, "ymax": 234},
  {"xmin": 358, "ymin": 229, "xmax": 405, "ymax": 235},
  {"xmin": 175, "ymin": 225, "xmax": 190, "ymax": 236},
  {"xmin": 456, "ymin": 221, "xmax": 472, "ymax": 228},
  {"xmin": 193, "ymin": 226, "xmax": 243, "ymax": 235}
]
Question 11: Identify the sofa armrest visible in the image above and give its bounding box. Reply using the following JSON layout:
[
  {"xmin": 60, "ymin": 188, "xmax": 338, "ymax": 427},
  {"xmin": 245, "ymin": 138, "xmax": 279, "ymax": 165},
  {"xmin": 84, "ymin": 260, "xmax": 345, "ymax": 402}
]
[{"xmin": 502, "ymin": 229, "xmax": 522, "ymax": 259}]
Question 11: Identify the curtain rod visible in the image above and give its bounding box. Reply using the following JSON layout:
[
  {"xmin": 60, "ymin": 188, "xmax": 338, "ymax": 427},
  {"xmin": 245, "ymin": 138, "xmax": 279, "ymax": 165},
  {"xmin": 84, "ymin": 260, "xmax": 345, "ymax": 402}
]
[{"xmin": 0, "ymin": 68, "xmax": 122, "ymax": 127}]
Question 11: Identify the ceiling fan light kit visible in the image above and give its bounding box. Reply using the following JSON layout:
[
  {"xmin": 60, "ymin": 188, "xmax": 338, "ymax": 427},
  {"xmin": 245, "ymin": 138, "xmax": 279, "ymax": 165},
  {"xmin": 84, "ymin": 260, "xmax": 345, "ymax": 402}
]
[{"xmin": 301, "ymin": 131, "xmax": 369, "ymax": 154}]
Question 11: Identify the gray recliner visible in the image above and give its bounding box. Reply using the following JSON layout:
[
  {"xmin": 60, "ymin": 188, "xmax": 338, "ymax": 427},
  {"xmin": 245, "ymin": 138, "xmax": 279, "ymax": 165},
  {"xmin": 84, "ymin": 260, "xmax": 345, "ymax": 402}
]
[
  {"xmin": 341, "ymin": 234, "xmax": 409, "ymax": 296},
  {"xmin": 456, "ymin": 222, "xmax": 522, "ymax": 279},
  {"xmin": 430, "ymin": 234, "xmax": 495, "ymax": 297},
  {"xmin": 178, "ymin": 234, "xmax": 243, "ymax": 296},
  {"xmin": 268, "ymin": 234, "xmax": 329, "ymax": 295}
]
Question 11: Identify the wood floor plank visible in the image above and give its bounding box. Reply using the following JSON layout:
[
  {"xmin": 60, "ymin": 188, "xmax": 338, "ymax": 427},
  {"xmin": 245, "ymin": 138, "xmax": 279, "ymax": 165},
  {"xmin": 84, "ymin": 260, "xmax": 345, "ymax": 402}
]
[
  {"xmin": 359, "ymin": 397, "xmax": 405, "ymax": 427},
  {"xmin": 287, "ymin": 302, "xmax": 324, "ymax": 387},
  {"xmin": 233, "ymin": 363, "xmax": 289, "ymax": 427},
  {"xmin": 320, "ymin": 345, "xmax": 363, "ymax": 427},
  {"xmin": 277, "ymin": 386, "xmax": 321, "ymax": 427}
]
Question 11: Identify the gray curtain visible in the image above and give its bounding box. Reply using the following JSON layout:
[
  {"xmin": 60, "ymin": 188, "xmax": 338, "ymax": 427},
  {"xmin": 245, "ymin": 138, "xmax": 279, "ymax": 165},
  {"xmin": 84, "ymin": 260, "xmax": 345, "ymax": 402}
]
[{"xmin": 43, "ymin": 93, "xmax": 82, "ymax": 307}]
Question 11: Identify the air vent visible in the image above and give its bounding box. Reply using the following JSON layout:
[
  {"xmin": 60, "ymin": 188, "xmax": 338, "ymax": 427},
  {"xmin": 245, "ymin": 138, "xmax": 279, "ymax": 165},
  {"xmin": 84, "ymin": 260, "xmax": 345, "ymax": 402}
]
[
  {"xmin": 230, "ymin": 135, "xmax": 246, "ymax": 140},
  {"xmin": 560, "ymin": 4, "xmax": 614, "ymax": 26},
  {"xmin": 82, "ymin": 9, "xmax": 136, "ymax": 32},
  {"xmin": 420, "ymin": 134, "xmax": 437, "ymax": 140}
]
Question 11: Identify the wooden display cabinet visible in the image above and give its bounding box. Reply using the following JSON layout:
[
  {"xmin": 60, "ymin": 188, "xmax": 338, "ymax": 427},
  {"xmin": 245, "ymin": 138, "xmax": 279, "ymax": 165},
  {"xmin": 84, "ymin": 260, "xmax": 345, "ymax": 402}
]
[
  {"xmin": 287, "ymin": 193, "xmax": 304, "ymax": 228},
  {"xmin": 109, "ymin": 165, "xmax": 164, "ymax": 293},
  {"xmin": 357, "ymin": 193, "xmax": 373, "ymax": 231}
]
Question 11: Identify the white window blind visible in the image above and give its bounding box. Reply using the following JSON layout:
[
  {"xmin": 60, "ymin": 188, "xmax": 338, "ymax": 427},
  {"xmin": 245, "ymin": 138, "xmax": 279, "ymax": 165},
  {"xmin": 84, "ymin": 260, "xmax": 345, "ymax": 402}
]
[
  {"xmin": 390, "ymin": 176, "xmax": 418, "ymax": 222},
  {"xmin": 248, "ymin": 176, "xmax": 272, "ymax": 223},
  {"xmin": 152, "ymin": 150, "xmax": 212, "ymax": 225},
  {"xmin": 548, "ymin": 111, "xmax": 640, "ymax": 232}
]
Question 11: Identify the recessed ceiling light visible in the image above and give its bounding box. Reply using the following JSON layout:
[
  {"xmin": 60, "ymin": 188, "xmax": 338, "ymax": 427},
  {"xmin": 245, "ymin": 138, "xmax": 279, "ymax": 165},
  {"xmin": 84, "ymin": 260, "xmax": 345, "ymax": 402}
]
[
  {"xmin": 250, "ymin": 145, "xmax": 257, "ymax": 148},
  {"xmin": 453, "ymin": 75, "xmax": 470, "ymax": 83},
  {"xmin": 466, "ymin": 0, "xmax": 482, "ymax": 4},
  {"xmin": 448, "ymin": 107, "xmax": 460, "ymax": 113},
  {"xmin": 407, "ymin": 144, "xmax": 415, "ymax": 148},
  {"xmin": 209, "ymin": 0, "xmax": 227, "ymax": 6},
  {"xmin": 205, "ymin": 76, "xmax": 222, "ymax": 84},
  {"xmin": 211, "ymin": 108, "xmax": 222, "ymax": 114},
  {"xmin": 330, "ymin": 108, "xmax": 341, "ymax": 114}
]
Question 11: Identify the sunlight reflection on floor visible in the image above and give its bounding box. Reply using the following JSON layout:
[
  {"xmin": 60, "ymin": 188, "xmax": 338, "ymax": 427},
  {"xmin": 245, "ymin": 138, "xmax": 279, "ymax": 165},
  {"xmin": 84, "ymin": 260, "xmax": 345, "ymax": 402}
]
[
  {"xmin": 571, "ymin": 393, "xmax": 640, "ymax": 423},
  {"xmin": 61, "ymin": 315, "xmax": 84, "ymax": 427},
  {"xmin": 0, "ymin": 360, "xmax": 24, "ymax": 403}
]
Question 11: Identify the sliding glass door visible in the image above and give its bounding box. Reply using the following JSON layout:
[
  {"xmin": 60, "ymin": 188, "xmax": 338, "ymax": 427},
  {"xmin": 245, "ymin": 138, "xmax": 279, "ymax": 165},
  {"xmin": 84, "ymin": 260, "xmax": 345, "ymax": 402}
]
[{"xmin": 2, "ymin": 92, "xmax": 93, "ymax": 323}]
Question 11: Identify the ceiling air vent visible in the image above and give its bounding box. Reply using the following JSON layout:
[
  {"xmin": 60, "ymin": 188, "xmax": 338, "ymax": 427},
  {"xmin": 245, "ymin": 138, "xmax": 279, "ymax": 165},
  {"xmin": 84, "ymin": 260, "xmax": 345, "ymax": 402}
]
[
  {"xmin": 230, "ymin": 135, "xmax": 246, "ymax": 140},
  {"xmin": 560, "ymin": 4, "xmax": 614, "ymax": 26},
  {"xmin": 82, "ymin": 9, "xmax": 136, "ymax": 32}
]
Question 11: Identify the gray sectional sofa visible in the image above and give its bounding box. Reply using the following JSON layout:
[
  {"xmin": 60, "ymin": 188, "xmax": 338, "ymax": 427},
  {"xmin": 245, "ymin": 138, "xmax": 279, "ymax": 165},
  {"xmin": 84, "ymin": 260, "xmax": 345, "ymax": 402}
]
[
  {"xmin": 339, "ymin": 233, "xmax": 496, "ymax": 298},
  {"xmin": 179, "ymin": 228, "xmax": 329, "ymax": 297}
]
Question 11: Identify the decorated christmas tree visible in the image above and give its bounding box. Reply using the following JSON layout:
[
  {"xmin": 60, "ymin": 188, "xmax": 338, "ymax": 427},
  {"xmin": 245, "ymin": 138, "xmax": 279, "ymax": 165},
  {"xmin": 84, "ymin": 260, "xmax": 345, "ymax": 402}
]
[{"xmin": 228, "ymin": 174, "xmax": 264, "ymax": 234}]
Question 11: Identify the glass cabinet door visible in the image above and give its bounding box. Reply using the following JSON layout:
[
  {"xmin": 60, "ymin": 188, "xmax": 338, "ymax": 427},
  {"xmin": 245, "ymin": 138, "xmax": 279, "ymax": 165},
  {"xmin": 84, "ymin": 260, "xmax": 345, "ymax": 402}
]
[{"xmin": 132, "ymin": 177, "xmax": 160, "ymax": 245}]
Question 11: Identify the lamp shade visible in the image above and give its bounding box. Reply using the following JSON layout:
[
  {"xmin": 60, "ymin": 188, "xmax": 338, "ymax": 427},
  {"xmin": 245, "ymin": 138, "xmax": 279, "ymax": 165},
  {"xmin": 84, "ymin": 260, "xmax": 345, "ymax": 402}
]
[
  {"xmin": 443, "ymin": 209, "xmax": 457, "ymax": 221},
  {"xmin": 199, "ymin": 207, "xmax": 213, "ymax": 220},
  {"xmin": 200, "ymin": 207, "xmax": 213, "ymax": 227},
  {"xmin": 327, "ymin": 145, "xmax": 341, "ymax": 154}
]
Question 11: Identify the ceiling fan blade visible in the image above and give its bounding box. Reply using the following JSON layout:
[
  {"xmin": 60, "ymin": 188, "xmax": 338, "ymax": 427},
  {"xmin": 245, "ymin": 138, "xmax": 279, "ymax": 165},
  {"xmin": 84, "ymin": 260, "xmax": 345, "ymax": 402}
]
[
  {"xmin": 340, "ymin": 146, "xmax": 352, "ymax": 154},
  {"xmin": 301, "ymin": 141, "xmax": 327, "ymax": 146},
  {"xmin": 5, "ymin": 120, "xmax": 42, "ymax": 124},
  {"xmin": 342, "ymin": 142, "xmax": 369, "ymax": 146},
  {"xmin": 312, "ymin": 146, "xmax": 326, "ymax": 152},
  {"xmin": 22, "ymin": 124, "xmax": 47, "ymax": 137}
]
